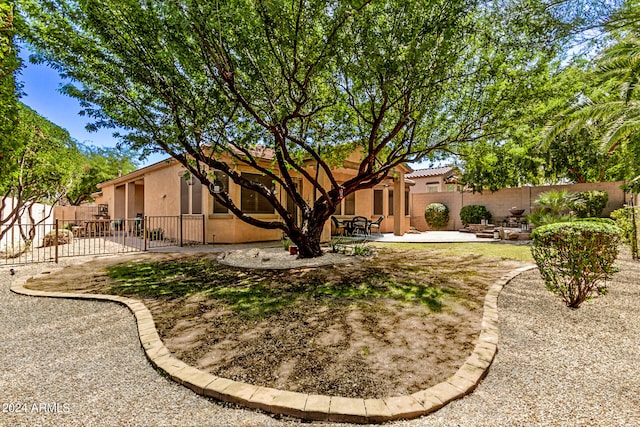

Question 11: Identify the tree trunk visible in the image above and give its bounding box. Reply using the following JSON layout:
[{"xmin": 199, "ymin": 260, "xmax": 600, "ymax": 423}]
[{"xmin": 288, "ymin": 216, "xmax": 326, "ymax": 259}]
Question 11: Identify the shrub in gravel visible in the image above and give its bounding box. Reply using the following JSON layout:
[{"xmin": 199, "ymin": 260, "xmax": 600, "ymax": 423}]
[
  {"xmin": 574, "ymin": 217, "xmax": 616, "ymax": 225},
  {"xmin": 531, "ymin": 221, "xmax": 621, "ymax": 308},
  {"xmin": 459, "ymin": 205, "xmax": 492, "ymax": 226},
  {"xmin": 611, "ymin": 206, "xmax": 640, "ymax": 259},
  {"xmin": 424, "ymin": 203, "xmax": 449, "ymax": 230},
  {"xmin": 572, "ymin": 190, "xmax": 608, "ymax": 218}
]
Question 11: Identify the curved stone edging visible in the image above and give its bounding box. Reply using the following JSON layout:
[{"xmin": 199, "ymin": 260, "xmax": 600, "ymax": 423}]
[{"xmin": 10, "ymin": 264, "xmax": 537, "ymax": 423}]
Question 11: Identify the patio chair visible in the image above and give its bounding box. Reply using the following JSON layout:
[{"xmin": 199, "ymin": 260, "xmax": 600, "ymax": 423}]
[
  {"xmin": 369, "ymin": 216, "xmax": 384, "ymax": 235},
  {"xmin": 331, "ymin": 216, "xmax": 346, "ymax": 236},
  {"xmin": 350, "ymin": 216, "xmax": 369, "ymax": 236}
]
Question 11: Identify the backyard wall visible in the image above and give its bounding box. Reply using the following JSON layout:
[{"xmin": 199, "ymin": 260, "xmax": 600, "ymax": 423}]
[
  {"xmin": 53, "ymin": 205, "xmax": 99, "ymax": 222},
  {"xmin": 1, "ymin": 197, "xmax": 55, "ymax": 252},
  {"xmin": 411, "ymin": 181, "xmax": 628, "ymax": 231}
]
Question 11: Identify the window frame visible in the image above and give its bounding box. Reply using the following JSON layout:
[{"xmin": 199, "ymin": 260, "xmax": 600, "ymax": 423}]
[{"xmin": 240, "ymin": 172, "xmax": 275, "ymax": 215}]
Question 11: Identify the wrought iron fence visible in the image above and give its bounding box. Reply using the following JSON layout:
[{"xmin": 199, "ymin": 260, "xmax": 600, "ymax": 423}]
[{"xmin": 1, "ymin": 215, "xmax": 205, "ymax": 265}]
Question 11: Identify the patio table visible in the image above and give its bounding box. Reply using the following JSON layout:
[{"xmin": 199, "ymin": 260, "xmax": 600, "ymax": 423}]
[{"xmin": 346, "ymin": 216, "xmax": 370, "ymax": 236}]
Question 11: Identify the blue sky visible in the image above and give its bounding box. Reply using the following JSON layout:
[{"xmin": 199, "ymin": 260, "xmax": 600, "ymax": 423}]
[{"xmin": 17, "ymin": 47, "xmax": 166, "ymax": 167}]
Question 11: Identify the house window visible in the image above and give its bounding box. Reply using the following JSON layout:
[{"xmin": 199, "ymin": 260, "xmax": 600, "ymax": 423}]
[
  {"xmin": 426, "ymin": 183, "xmax": 439, "ymax": 193},
  {"xmin": 344, "ymin": 192, "xmax": 356, "ymax": 215},
  {"xmin": 180, "ymin": 175, "xmax": 203, "ymax": 214},
  {"xmin": 241, "ymin": 173, "xmax": 274, "ymax": 214},
  {"xmin": 405, "ymin": 189, "xmax": 410, "ymax": 216},
  {"xmin": 334, "ymin": 201, "xmax": 342, "ymax": 216},
  {"xmin": 211, "ymin": 171, "xmax": 229, "ymax": 214},
  {"xmin": 373, "ymin": 190, "xmax": 383, "ymax": 216},
  {"xmin": 388, "ymin": 190, "xmax": 394, "ymax": 216},
  {"xmin": 446, "ymin": 184, "xmax": 456, "ymax": 192}
]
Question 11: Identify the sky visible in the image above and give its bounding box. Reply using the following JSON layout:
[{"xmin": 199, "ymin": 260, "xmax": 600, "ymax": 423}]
[{"xmin": 17, "ymin": 47, "xmax": 166, "ymax": 167}]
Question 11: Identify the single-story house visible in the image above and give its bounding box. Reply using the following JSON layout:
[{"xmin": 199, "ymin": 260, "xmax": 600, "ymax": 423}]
[{"xmin": 93, "ymin": 150, "xmax": 413, "ymax": 244}]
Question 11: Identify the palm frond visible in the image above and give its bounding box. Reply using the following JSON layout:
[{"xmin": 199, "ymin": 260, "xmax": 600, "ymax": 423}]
[{"xmin": 602, "ymin": 116, "xmax": 640, "ymax": 152}]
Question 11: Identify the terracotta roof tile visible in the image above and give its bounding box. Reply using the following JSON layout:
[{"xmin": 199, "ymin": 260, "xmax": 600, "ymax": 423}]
[{"xmin": 406, "ymin": 167, "xmax": 454, "ymax": 179}]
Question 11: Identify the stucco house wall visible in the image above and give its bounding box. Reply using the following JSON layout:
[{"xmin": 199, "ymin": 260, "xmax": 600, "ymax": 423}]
[{"xmin": 94, "ymin": 153, "xmax": 412, "ymax": 244}]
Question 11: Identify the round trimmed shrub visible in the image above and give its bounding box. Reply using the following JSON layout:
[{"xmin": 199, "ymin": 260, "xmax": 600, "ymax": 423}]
[
  {"xmin": 574, "ymin": 217, "xmax": 616, "ymax": 226},
  {"xmin": 424, "ymin": 203, "xmax": 449, "ymax": 230},
  {"xmin": 531, "ymin": 221, "xmax": 621, "ymax": 308},
  {"xmin": 459, "ymin": 205, "xmax": 492, "ymax": 226}
]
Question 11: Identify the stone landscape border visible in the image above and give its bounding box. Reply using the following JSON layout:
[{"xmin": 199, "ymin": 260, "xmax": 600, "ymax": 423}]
[{"xmin": 11, "ymin": 262, "xmax": 536, "ymax": 423}]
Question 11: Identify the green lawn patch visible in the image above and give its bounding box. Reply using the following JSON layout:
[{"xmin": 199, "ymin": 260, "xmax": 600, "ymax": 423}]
[
  {"xmin": 372, "ymin": 242, "xmax": 533, "ymax": 262},
  {"xmin": 106, "ymin": 254, "xmax": 458, "ymax": 319}
]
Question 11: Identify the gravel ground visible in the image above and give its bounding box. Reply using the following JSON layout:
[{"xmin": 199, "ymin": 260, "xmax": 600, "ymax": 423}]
[{"xmin": 2, "ymin": 254, "xmax": 639, "ymax": 426}]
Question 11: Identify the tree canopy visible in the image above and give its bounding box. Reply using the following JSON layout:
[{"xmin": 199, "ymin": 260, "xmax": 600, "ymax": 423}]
[
  {"xmin": 17, "ymin": 0, "xmax": 614, "ymax": 256},
  {"xmin": 457, "ymin": 61, "xmax": 629, "ymax": 191},
  {"xmin": 0, "ymin": 2, "xmax": 21, "ymax": 179},
  {"xmin": 2, "ymin": 4, "xmax": 136, "ymax": 249},
  {"xmin": 65, "ymin": 144, "xmax": 138, "ymax": 205},
  {"xmin": 545, "ymin": 1, "xmax": 640, "ymax": 192},
  {"xmin": 0, "ymin": 103, "xmax": 81, "ymax": 242},
  {"xmin": 458, "ymin": 0, "xmax": 638, "ymax": 192}
]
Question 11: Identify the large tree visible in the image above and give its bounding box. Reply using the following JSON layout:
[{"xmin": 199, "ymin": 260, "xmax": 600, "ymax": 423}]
[
  {"xmin": 546, "ymin": 1, "xmax": 640, "ymax": 191},
  {"xmin": 459, "ymin": 0, "xmax": 637, "ymax": 192},
  {"xmin": 0, "ymin": 2, "xmax": 21, "ymax": 181},
  {"xmin": 458, "ymin": 61, "xmax": 630, "ymax": 191},
  {"xmin": 1, "ymin": 4, "xmax": 81, "ymax": 246},
  {"xmin": 18, "ymin": 0, "xmax": 610, "ymax": 257},
  {"xmin": 66, "ymin": 144, "xmax": 138, "ymax": 206},
  {"xmin": 0, "ymin": 103, "xmax": 81, "ymax": 244}
]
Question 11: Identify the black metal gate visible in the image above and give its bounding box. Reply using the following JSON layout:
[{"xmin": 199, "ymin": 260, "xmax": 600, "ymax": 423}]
[{"xmin": 1, "ymin": 215, "xmax": 205, "ymax": 265}]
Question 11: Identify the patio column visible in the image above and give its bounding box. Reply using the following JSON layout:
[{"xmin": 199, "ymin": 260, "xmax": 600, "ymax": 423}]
[
  {"xmin": 126, "ymin": 182, "xmax": 137, "ymax": 219},
  {"xmin": 317, "ymin": 168, "xmax": 332, "ymax": 242},
  {"xmin": 393, "ymin": 172, "xmax": 405, "ymax": 236}
]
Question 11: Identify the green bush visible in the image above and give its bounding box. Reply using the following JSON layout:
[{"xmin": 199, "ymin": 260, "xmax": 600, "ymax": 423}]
[
  {"xmin": 281, "ymin": 237, "xmax": 292, "ymax": 250},
  {"xmin": 527, "ymin": 190, "xmax": 576, "ymax": 227},
  {"xmin": 572, "ymin": 190, "xmax": 608, "ymax": 218},
  {"xmin": 611, "ymin": 206, "xmax": 639, "ymax": 258},
  {"xmin": 459, "ymin": 205, "xmax": 492, "ymax": 226},
  {"xmin": 531, "ymin": 221, "xmax": 621, "ymax": 308},
  {"xmin": 424, "ymin": 203, "xmax": 449, "ymax": 230},
  {"xmin": 574, "ymin": 217, "xmax": 616, "ymax": 226}
]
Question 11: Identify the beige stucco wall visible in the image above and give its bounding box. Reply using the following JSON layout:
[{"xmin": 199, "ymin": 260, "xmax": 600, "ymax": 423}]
[
  {"xmin": 97, "ymin": 152, "xmax": 412, "ymax": 244},
  {"xmin": 53, "ymin": 205, "xmax": 98, "ymax": 222},
  {"xmin": 411, "ymin": 181, "xmax": 628, "ymax": 231},
  {"xmin": 409, "ymin": 175, "xmax": 453, "ymax": 194},
  {"xmin": 146, "ymin": 163, "xmax": 183, "ymax": 217}
]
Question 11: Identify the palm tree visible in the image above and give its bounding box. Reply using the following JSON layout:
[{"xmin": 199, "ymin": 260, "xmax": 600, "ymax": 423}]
[
  {"xmin": 528, "ymin": 190, "xmax": 577, "ymax": 226},
  {"xmin": 546, "ymin": 3, "xmax": 640, "ymax": 190}
]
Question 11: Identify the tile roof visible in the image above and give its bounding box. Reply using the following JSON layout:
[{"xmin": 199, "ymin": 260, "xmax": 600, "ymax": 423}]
[{"xmin": 406, "ymin": 166, "xmax": 454, "ymax": 179}]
